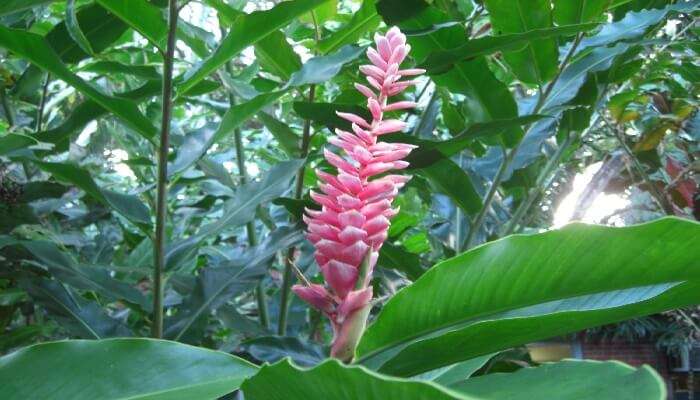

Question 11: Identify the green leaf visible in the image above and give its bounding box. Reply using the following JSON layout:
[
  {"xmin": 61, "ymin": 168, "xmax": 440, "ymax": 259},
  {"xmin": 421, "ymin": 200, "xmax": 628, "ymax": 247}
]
[
  {"xmin": 255, "ymin": 30, "xmax": 303, "ymax": 80},
  {"xmin": 317, "ymin": 0, "xmax": 382, "ymax": 54},
  {"xmin": 0, "ymin": 338, "xmax": 258, "ymax": 400},
  {"xmin": 95, "ymin": 0, "xmax": 168, "ymax": 48},
  {"xmin": 419, "ymin": 159, "xmax": 482, "ymax": 216},
  {"xmin": 420, "ymin": 24, "xmax": 598, "ymax": 73},
  {"xmin": 378, "ymin": 242, "xmax": 424, "ymax": 280},
  {"xmin": 16, "ymin": 240, "xmax": 150, "ymax": 311},
  {"xmin": 287, "ymin": 45, "xmax": 365, "ymax": 87},
  {"xmin": 415, "ymin": 354, "xmax": 494, "ymax": 385},
  {"xmin": 166, "ymin": 159, "xmax": 303, "ymax": 270},
  {"xmin": 451, "ymin": 359, "xmax": 665, "ymax": 400},
  {"xmin": 169, "ymin": 123, "xmax": 217, "ymax": 176},
  {"xmin": 357, "ymin": 218, "xmax": 700, "ymax": 375},
  {"xmin": 579, "ymin": 1, "xmax": 700, "ymax": 51},
  {"xmin": 167, "ymin": 226, "xmax": 303, "ymax": 341},
  {"xmin": 541, "ymin": 42, "xmax": 631, "ymax": 111},
  {"xmin": 431, "ymin": 58, "xmax": 522, "ymax": 147},
  {"xmin": 0, "ymin": 134, "xmax": 38, "ymax": 156},
  {"xmin": 257, "ymin": 112, "xmax": 301, "ymax": 157},
  {"xmin": 293, "ymin": 102, "xmax": 372, "ymax": 131},
  {"xmin": 81, "ymin": 61, "xmax": 161, "ymax": 80},
  {"xmin": 553, "ymin": 0, "xmax": 611, "ymax": 25},
  {"xmin": 66, "ymin": 0, "xmax": 94, "ymax": 56},
  {"xmin": 179, "ymin": 0, "xmax": 332, "ymax": 94},
  {"xmin": 387, "ymin": 115, "xmax": 546, "ymax": 169},
  {"xmin": 241, "ymin": 358, "xmax": 470, "ymax": 400},
  {"xmin": 0, "ymin": 26, "xmax": 157, "ymax": 140},
  {"xmin": 214, "ymin": 90, "xmax": 286, "ymax": 144},
  {"xmin": 21, "ymin": 279, "xmax": 132, "ymax": 339},
  {"xmin": 483, "ymin": 0, "xmax": 559, "ymax": 85},
  {"xmin": 33, "ymin": 161, "xmax": 151, "ymax": 225},
  {"xmin": 0, "ymin": 0, "xmax": 57, "ymax": 16}
]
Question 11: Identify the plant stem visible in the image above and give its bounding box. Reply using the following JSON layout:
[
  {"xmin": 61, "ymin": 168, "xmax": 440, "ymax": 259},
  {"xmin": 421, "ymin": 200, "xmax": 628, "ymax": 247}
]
[
  {"xmin": 35, "ymin": 73, "xmax": 50, "ymax": 132},
  {"xmin": 464, "ymin": 147, "xmax": 512, "ymax": 249},
  {"xmin": 278, "ymin": 84, "xmax": 316, "ymax": 336},
  {"xmin": 502, "ymin": 130, "xmax": 577, "ymax": 235},
  {"xmin": 466, "ymin": 33, "xmax": 584, "ymax": 249},
  {"xmin": 232, "ymin": 102, "xmax": 268, "ymax": 329},
  {"xmin": 0, "ymin": 85, "xmax": 14, "ymax": 128},
  {"xmin": 603, "ymin": 116, "xmax": 674, "ymax": 215},
  {"xmin": 151, "ymin": 0, "xmax": 178, "ymax": 339}
]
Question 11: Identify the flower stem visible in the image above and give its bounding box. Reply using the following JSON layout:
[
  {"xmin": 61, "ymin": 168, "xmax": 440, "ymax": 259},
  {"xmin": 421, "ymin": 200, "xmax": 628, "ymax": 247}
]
[{"xmin": 151, "ymin": 0, "xmax": 178, "ymax": 339}]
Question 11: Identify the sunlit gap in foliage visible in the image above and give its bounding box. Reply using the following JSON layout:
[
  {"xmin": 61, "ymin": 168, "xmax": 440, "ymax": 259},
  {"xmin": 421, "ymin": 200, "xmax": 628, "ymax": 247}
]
[{"xmin": 553, "ymin": 162, "xmax": 630, "ymax": 228}]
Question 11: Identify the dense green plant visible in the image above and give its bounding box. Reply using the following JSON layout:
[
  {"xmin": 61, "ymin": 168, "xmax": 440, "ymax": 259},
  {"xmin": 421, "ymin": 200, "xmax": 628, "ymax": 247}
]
[{"xmin": 0, "ymin": 0, "xmax": 698, "ymax": 399}]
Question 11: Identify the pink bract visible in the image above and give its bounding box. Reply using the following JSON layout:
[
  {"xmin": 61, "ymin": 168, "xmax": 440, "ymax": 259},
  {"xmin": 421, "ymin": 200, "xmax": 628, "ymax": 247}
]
[{"xmin": 292, "ymin": 27, "xmax": 424, "ymax": 361}]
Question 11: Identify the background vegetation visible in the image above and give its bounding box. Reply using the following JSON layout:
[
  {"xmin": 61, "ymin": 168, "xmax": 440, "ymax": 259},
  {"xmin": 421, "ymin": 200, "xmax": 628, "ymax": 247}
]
[{"xmin": 0, "ymin": 0, "xmax": 698, "ymax": 399}]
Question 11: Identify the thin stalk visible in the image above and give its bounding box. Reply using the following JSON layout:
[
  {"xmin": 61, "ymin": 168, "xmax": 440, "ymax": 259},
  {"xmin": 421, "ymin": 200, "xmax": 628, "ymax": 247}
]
[
  {"xmin": 603, "ymin": 117, "xmax": 674, "ymax": 215},
  {"xmin": 35, "ymin": 73, "xmax": 50, "ymax": 132},
  {"xmin": 232, "ymin": 103, "xmax": 268, "ymax": 329},
  {"xmin": 502, "ymin": 130, "xmax": 577, "ymax": 235},
  {"xmin": 151, "ymin": 0, "xmax": 178, "ymax": 339},
  {"xmin": 411, "ymin": 89, "xmax": 438, "ymax": 136},
  {"xmin": 466, "ymin": 33, "xmax": 584, "ymax": 249},
  {"xmin": 454, "ymin": 153, "xmax": 465, "ymax": 251},
  {"xmin": 464, "ymin": 147, "xmax": 512, "ymax": 249},
  {"xmin": 278, "ymin": 12, "xmax": 321, "ymax": 335},
  {"xmin": 0, "ymin": 85, "xmax": 14, "ymax": 128},
  {"xmin": 279, "ymin": 84, "xmax": 316, "ymax": 336}
]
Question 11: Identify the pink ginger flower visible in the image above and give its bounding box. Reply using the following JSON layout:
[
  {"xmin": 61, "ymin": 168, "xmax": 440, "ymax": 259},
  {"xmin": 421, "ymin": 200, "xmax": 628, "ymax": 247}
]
[{"xmin": 292, "ymin": 26, "xmax": 424, "ymax": 361}]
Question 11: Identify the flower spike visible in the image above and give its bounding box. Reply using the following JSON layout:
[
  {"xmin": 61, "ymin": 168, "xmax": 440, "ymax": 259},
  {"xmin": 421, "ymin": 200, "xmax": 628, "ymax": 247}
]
[{"xmin": 292, "ymin": 26, "xmax": 423, "ymax": 362}]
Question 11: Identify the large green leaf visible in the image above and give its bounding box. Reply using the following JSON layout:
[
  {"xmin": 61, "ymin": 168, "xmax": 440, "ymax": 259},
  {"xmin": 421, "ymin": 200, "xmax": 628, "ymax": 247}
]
[
  {"xmin": 431, "ymin": 58, "xmax": 522, "ymax": 147},
  {"xmin": 179, "ymin": 0, "xmax": 331, "ymax": 93},
  {"xmin": 0, "ymin": 26, "xmax": 157, "ymax": 140},
  {"xmin": 386, "ymin": 115, "xmax": 546, "ymax": 169},
  {"xmin": 166, "ymin": 226, "xmax": 303, "ymax": 341},
  {"xmin": 579, "ymin": 1, "xmax": 700, "ymax": 51},
  {"xmin": 553, "ymin": 0, "xmax": 611, "ymax": 25},
  {"xmin": 483, "ymin": 0, "xmax": 558, "ymax": 85},
  {"xmin": 15, "ymin": 240, "xmax": 150, "ymax": 311},
  {"xmin": 418, "ymin": 154, "xmax": 482, "ymax": 217},
  {"xmin": 66, "ymin": 0, "xmax": 94, "ymax": 55},
  {"xmin": 541, "ymin": 42, "xmax": 631, "ymax": 111},
  {"xmin": 255, "ymin": 30, "xmax": 303, "ymax": 80},
  {"xmin": 287, "ymin": 45, "xmax": 365, "ymax": 87},
  {"xmin": 95, "ymin": 0, "xmax": 168, "ymax": 48},
  {"xmin": 257, "ymin": 112, "xmax": 300, "ymax": 157},
  {"xmin": 21, "ymin": 279, "xmax": 132, "ymax": 339},
  {"xmin": 33, "ymin": 161, "xmax": 151, "ymax": 225},
  {"xmin": 420, "ymin": 24, "xmax": 597, "ymax": 73},
  {"xmin": 451, "ymin": 359, "xmax": 665, "ymax": 400},
  {"xmin": 165, "ymin": 159, "xmax": 303, "ymax": 269},
  {"xmin": 356, "ymin": 218, "xmax": 700, "ymax": 375},
  {"xmin": 0, "ymin": 339, "xmax": 258, "ymax": 400},
  {"xmin": 317, "ymin": 0, "xmax": 381, "ymax": 54},
  {"xmin": 0, "ymin": 134, "xmax": 38, "ymax": 156},
  {"xmin": 241, "ymin": 359, "xmax": 473, "ymax": 400},
  {"xmin": 0, "ymin": 0, "xmax": 57, "ymax": 16}
]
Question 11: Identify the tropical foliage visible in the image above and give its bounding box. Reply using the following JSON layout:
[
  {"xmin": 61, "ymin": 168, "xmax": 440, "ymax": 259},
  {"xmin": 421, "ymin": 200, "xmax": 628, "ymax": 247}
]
[{"xmin": 0, "ymin": 0, "xmax": 698, "ymax": 399}]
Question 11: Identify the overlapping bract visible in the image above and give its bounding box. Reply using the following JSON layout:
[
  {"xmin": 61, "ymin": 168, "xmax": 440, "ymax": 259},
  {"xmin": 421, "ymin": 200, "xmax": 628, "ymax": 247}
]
[{"xmin": 293, "ymin": 27, "xmax": 424, "ymax": 360}]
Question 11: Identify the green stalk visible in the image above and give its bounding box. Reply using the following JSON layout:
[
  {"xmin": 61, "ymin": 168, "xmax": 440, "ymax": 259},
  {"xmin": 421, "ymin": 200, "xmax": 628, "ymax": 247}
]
[
  {"xmin": 232, "ymin": 108, "xmax": 269, "ymax": 330},
  {"xmin": 0, "ymin": 84, "xmax": 14, "ymax": 128},
  {"xmin": 502, "ymin": 131, "xmax": 576, "ymax": 235},
  {"xmin": 464, "ymin": 33, "xmax": 584, "ymax": 250},
  {"xmin": 603, "ymin": 117, "xmax": 675, "ymax": 215},
  {"xmin": 278, "ymin": 11, "xmax": 321, "ymax": 336},
  {"xmin": 279, "ymin": 84, "xmax": 316, "ymax": 336},
  {"xmin": 151, "ymin": 0, "xmax": 178, "ymax": 339},
  {"xmin": 35, "ymin": 73, "xmax": 50, "ymax": 132}
]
